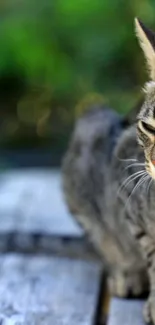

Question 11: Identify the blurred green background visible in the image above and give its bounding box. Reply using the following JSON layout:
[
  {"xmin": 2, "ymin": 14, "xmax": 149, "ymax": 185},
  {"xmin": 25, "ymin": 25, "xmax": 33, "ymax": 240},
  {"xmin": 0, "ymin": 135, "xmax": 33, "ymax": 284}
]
[{"xmin": 0, "ymin": 0, "xmax": 154, "ymax": 166}]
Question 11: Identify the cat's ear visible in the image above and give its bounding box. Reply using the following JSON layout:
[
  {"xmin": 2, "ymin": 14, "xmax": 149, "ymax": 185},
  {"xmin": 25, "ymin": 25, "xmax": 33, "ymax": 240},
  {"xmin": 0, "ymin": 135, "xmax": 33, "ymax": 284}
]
[{"xmin": 135, "ymin": 18, "xmax": 155, "ymax": 80}]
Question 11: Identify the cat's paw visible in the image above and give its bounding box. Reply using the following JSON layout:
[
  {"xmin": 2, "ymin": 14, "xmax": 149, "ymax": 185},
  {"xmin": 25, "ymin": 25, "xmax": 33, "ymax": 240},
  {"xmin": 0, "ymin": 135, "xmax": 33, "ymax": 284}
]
[
  {"xmin": 143, "ymin": 294, "xmax": 155, "ymax": 324},
  {"xmin": 108, "ymin": 269, "xmax": 148, "ymax": 298}
]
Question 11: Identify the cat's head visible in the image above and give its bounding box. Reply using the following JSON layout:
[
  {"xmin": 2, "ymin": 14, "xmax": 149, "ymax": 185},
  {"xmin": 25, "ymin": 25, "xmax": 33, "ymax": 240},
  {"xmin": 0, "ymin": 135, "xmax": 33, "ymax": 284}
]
[{"xmin": 135, "ymin": 18, "xmax": 155, "ymax": 178}]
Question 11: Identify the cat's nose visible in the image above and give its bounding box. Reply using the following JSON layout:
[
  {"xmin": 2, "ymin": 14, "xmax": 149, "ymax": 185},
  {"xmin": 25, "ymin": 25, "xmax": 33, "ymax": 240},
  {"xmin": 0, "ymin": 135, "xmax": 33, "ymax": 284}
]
[{"xmin": 151, "ymin": 160, "xmax": 155, "ymax": 166}]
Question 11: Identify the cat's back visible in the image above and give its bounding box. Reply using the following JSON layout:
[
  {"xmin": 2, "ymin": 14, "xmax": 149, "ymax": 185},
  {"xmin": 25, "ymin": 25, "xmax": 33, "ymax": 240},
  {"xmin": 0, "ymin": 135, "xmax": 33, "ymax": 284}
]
[{"xmin": 62, "ymin": 105, "xmax": 126, "ymax": 217}]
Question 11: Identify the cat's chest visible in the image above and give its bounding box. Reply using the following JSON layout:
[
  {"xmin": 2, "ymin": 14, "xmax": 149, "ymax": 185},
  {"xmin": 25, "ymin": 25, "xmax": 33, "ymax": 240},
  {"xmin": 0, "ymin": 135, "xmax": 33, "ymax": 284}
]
[
  {"xmin": 129, "ymin": 187, "xmax": 155, "ymax": 240},
  {"xmin": 145, "ymin": 218, "xmax": 155, "ymax": 240},
  {"xmin": 142, "ymin": 196, "xmax": 155, "ymax": 240}
]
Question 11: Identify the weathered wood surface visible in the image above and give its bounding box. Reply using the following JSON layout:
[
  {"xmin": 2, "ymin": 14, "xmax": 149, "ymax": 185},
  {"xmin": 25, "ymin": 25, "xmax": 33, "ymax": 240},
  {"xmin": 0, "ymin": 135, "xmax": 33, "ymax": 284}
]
[
  {"xmin": 0, "ymin": 168, "xmax": 147, "ymax": 325},
  {"xmin": 0, "ymin": 169, "xmax": 103, "ymax": 325},
  {"xmin": 107, "ymin": 298, "xmax": 145, "ymax": 325},
  {"xmin": 0, "ymin": 169, "xmax": 98, "ymax": 257},
  {"xmin": 0, "ymin": 253, "xmax": 101, "ymax": 325},
  {"xmin": 0, "ymin": 169, "xmax": 82, "ymax": 236}
]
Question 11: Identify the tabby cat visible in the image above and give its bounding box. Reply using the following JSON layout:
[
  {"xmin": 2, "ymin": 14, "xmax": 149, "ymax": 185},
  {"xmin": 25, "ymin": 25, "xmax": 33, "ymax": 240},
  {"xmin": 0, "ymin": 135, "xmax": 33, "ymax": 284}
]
[{"xmin": 62, "ymin": 18, "xmax": 155, "ymax": 324}]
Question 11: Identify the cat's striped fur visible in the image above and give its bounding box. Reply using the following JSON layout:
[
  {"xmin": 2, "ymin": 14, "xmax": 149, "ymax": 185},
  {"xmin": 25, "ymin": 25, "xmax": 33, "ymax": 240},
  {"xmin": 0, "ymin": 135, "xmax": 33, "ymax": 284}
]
[{"xmin": 62, "ymin": 19, "xmax": 155, "ymax": 324}]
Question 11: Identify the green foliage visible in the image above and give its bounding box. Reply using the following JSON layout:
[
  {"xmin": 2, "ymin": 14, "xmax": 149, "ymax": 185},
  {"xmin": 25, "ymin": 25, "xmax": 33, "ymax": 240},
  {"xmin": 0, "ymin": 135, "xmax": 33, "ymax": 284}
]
[{"xmin": 0, "ymin": 0, "xmax": 154, "ymax": 150}]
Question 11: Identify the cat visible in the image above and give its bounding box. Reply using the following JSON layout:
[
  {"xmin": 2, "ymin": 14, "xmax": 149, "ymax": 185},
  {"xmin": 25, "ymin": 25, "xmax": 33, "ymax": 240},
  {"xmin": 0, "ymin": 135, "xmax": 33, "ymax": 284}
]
[{"xmin": 62, "ymin": 18, "xmax": 155, "ymax": 324}]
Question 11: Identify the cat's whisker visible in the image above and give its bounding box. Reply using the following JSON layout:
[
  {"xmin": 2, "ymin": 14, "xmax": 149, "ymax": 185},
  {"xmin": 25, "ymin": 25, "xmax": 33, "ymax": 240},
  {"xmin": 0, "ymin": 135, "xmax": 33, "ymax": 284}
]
[
  {"xmin": 116, "ymin": 157, "xmax": 137, "ymax": 163},
  {"xmin": 117, "ymin": 174, "xmax": 145, "ymax": 199},
  {"xmin": 124, "ymin": 173, "xmax": 146, "ymax": 195},
  {"xmin": 123, "ymin": 171, "xmax": 146, "ymax": 190},
  {"xmin": 124, "ymin": 163, "xmax": 145, "ymax": 170},
  {"xmin": 118, "ymin": 170, "xmax": 145, "ymax": 191},
  {"xmin": 117, "ymin": 170, "xmax": 146, "ymax": 196},
  {"xmin": 122, "ymin": 170, "xmax": 145, "ymax": 186},
  {"xmin": 146, "ymin": 177, "xmax": 153, "ymax": 196},
  {"xmin": 135, "ymin": 174, "xmax": 149, "ymax": 196},
  {"xmin": 124, "ymin": 173, "xmax": 148, "ymax": 212},
  {"xmin": 143, "ymin": 175, "xmax": 151, "ymax": 192}
]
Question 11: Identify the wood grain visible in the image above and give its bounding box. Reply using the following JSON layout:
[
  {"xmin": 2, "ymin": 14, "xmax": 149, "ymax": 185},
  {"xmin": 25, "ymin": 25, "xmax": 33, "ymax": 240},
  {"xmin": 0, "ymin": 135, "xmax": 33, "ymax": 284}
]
[
  {"xmin": 0, "ymin": 253, "xmax": 101, "ymax": 325},
  {"xmin": 107, "ymin": 298, "xmax": 145, "ymax": 325}
]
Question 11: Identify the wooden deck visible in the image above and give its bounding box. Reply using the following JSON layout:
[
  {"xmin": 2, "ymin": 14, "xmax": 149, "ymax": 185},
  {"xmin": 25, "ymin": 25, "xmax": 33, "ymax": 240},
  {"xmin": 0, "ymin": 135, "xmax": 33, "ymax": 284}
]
[
  {"xmin": 0, "ymin": 254, "xmax": 101, "ymax": 325},
  {"xmin": 107, "ymin": 298, "xmax": 145, "ymax": 325},
  {"xmin": 0, "ymin": 168, "xmax": 147, "ymax": 324}
]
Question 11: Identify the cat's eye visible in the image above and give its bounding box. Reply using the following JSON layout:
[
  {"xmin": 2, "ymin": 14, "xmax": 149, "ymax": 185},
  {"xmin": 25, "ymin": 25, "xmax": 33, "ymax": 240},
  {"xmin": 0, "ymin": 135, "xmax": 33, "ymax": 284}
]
[{"xmin": 141, "ymin": 121, "xmax": 155, "ymax": 135}]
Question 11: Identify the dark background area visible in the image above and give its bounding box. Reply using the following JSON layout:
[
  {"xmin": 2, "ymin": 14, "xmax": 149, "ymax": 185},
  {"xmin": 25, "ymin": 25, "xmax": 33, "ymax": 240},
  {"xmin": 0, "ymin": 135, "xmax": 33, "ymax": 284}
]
[{"xmin": 0, "ymin": 0, "xmax": 154, "ymax": 167}]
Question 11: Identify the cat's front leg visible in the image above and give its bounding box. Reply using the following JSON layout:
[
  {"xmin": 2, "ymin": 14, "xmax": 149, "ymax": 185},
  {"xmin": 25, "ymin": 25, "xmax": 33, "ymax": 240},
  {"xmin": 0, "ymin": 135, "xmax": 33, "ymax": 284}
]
[
  {"xmin": 143, "ymin": 259, "xmax": 155, "ymax": 324},
  {"xmin": 137, "ymin": 232, "xmax": 155, "ymax": 324},
  {"xmin": 144, "ymin": 292, "xmax": 155, "ymax": 325}
]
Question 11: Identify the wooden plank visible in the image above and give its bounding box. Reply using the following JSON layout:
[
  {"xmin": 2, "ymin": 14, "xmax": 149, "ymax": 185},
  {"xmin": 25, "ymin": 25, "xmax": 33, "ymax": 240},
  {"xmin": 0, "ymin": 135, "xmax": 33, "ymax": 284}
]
[
  {"xmin": 0, "ymin": 233, "xmax": 98, "ymax": 260},
  {"xmin": 0, "ymin": 253, "xmax": 101, "ymax": 325},
  {"xmin": 107, "ymin": 298, "xmax": 145, "ymax": 325},
  {"xmin": 93, "ymin": 272, "xmax": 109, "ymax": 325},
  {"xmin": 0, "ymin": 169, "xmax": 99, "ymax": 258},
  {"xmin": 0, "ymin": 169, "xmax": 82, "ymax": 236}
]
